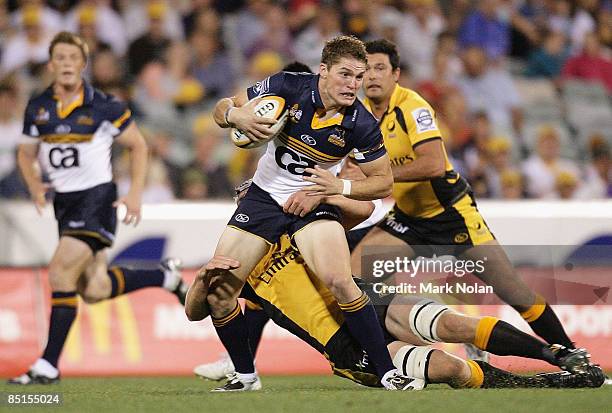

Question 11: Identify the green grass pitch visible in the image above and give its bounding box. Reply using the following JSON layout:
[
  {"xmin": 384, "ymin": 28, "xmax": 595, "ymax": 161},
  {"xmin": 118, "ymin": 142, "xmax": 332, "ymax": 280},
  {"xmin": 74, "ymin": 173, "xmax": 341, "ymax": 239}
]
[{"xmin": 1, "ymin": 375, "xmax": 611, "ymax": 413}]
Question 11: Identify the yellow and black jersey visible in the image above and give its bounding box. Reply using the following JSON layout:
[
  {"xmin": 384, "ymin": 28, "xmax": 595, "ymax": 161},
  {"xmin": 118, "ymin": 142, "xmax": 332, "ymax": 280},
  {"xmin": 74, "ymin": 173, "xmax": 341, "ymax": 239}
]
[
  {"xmin": 363, "ymin": 85, "xmax": 470, "ymax": 218},
  {"xmin": 241, "ymin": 235, "xmax": 380, "ymax": 387}
]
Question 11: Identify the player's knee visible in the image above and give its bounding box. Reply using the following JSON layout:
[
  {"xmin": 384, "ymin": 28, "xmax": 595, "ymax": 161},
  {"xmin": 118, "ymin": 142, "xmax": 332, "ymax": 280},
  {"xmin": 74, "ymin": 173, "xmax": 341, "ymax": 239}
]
[
  {"xmin": 79, "ymin": 279, "xmax": 109, "ymax": 304},
  {"xmin": 48, "ymin": 269, "xmax": 77, "ymax": 291},
  {"xmin": 324, "ymin": 273, "xmax": 355, "ymax": 298},
  {"xmin": 205, "ymin": 286, "xmax": 234, "ymax": 314},
  {"xmin": 392, "ymin": 344, "xmax": 434, "ymax": 381}
]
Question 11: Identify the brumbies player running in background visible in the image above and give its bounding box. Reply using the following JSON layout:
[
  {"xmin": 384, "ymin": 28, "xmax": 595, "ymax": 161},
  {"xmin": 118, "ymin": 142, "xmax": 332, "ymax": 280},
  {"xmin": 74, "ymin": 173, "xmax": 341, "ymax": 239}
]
[
  {"xmin": 207, "ymin": 35, "xmax": 413, "ymax": 391},
  {"xmin": 9, "ymin": 32, "xmax": 186, "ymax": 385}
]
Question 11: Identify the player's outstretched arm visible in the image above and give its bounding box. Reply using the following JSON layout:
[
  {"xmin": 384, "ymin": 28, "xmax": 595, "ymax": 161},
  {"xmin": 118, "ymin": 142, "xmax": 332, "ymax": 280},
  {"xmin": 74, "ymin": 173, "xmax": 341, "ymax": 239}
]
[
  {"xmin": 213, "ymin": 91, "xmax": 276, "ymax": 141},
  {"xmin": 303, "ymin": 155, "xmax": 393, "ymax": 201},
  {"xmin": 17, "ymin": 142, "xmax": 46, "ymax": 214},
  {"xmin": 114, "ymin": 122, "xmax": 148, "ymax": 226}
]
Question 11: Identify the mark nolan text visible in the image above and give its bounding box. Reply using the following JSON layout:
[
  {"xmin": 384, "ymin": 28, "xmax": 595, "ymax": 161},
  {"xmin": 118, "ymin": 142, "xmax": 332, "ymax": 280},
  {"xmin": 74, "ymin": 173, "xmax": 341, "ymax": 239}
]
[{"xmin": 373, "ymin": 282, "xmax": 494, "ymax": 295}]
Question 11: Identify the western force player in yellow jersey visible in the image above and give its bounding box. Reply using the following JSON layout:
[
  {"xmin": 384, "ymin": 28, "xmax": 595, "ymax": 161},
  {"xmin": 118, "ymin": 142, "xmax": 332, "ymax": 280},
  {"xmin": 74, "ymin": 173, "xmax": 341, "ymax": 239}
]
[
  {"xmin": 9, "ymin": 32, "xmax": 187, "ymax": 385},
  {"xmin": 208, "ymin": 35, "xmax": 413, "ymax": 391},
  {"xmin": 352, "ymin": 39, "xmax": 589, "ymax": 366}
]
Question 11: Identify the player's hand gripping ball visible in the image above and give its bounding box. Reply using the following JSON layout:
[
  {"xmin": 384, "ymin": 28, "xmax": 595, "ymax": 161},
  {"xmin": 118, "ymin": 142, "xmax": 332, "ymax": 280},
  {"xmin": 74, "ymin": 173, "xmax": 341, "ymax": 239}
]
[{"xmin": 231, "ymin": 96, "xmax": 288, "ymax": 149}]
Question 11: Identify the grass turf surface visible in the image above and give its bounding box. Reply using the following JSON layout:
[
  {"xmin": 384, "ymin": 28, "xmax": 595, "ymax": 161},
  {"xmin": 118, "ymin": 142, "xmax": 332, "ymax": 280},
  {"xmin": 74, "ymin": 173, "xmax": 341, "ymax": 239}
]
[{"xmin": 1, "ymin": 376, "xmax": 611, "ymax": 413}]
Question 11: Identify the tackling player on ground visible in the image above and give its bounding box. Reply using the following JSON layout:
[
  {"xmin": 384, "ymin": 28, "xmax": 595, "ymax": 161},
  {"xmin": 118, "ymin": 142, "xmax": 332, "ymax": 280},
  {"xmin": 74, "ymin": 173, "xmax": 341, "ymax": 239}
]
[{"xmin": 187, "ymin": 236, "xmax": 604, "ymax": 390}]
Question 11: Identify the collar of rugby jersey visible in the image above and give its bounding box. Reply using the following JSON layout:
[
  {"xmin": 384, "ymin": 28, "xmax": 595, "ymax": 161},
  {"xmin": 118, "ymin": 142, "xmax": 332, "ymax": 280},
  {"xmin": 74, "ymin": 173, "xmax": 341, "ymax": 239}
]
[
  {"xmin": 45, "ymin": 80, "xmax": 95, "ymax": 118},
  {"xmin": 308, "ymin": 74, "xmax": 358, "ymax": 130}
]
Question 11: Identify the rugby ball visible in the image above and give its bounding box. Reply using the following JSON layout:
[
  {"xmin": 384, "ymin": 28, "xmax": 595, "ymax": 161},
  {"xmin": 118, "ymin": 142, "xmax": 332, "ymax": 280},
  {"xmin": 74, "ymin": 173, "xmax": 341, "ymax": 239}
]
[{"xmin": 230, "ymin": 95, "xmax": 288, "ymax": 149}]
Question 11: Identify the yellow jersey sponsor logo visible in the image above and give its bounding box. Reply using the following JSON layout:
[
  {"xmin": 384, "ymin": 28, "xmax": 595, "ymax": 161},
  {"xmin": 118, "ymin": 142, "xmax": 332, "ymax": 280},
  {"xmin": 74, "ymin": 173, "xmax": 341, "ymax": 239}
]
[{"xmin": 390, "ymin": 155, "xmax": 414, "ymax": 166}]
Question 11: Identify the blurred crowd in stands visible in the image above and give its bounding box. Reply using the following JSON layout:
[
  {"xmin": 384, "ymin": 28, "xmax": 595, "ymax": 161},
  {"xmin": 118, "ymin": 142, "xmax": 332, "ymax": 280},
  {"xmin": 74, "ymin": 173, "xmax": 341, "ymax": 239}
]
[{"xmin": 0, "ymin": 0, "xmax": 610, "ymax": 201}]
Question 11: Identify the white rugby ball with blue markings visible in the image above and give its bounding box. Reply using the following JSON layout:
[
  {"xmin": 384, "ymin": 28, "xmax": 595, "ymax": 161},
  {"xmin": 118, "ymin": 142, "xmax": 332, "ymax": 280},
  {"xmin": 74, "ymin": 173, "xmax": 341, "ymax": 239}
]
[{"xmin": 230, "ymin": 96, "xmax": 288, "ymax": 149}]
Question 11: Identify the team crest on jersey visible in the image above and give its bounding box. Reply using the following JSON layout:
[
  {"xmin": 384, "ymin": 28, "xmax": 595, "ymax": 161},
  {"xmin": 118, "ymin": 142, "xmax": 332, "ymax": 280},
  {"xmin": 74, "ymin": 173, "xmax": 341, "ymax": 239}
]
[
  {"xmin": 328, "ymin": 129, "xmax": 345, "ymax": 148},
  {"xmin": 35, "ymin": 107, "xmax": 49, "ymax": 124},
  {"xmin": 55, "ymin": 124, "xmax": 71, "ymax": 134},
  {"xmin": 328, "ymin": 134, "xmax": 345, "ymax": 147},
  {"xmin": 77, "ymin": 115, "xmax": 94, "ymax": 125},
  {"xmin": 289, "ymin": 104, "xmax": 302, "ymax": 123}
]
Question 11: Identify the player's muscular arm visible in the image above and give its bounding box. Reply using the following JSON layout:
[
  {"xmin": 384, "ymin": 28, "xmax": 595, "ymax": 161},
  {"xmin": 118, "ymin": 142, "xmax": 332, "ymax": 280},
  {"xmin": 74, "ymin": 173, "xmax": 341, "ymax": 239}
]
[
  {"xmin": 213, "ymin": 91, "xmax": 276, "ymax": 141},
  {"xmin": 114, "ymin": 122, "xmax": 148, "ymax": 226},
  {"xmin": 284, "ymin": 159, "xmax": 368, "ymax": 217},
  {"xmin": 17, "ymin": 142, "xmax": 46, "ymax": 214},
  {"xmin": 392, "ymin": 139, "xmax": 446, "ymax": 182},
  {"xmin": 303, "ymin": 155, "xmax": 393, "ymax": 200}
]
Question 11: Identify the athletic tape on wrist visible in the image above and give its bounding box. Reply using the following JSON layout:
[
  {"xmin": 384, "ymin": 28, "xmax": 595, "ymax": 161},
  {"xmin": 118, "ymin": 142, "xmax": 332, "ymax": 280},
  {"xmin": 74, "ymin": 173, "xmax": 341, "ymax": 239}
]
[{"xmin": 341, "ymin": 179, "xmax": 352, "ymax": 196}]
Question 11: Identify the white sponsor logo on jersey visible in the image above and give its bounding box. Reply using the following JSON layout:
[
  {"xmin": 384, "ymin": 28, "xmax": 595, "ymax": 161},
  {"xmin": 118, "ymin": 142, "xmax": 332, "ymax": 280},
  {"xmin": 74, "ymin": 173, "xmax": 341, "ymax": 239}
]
[
  {"xmin": 235, "ymin": 214, "xmax": 250, "ymax": 223},
  {"xmin": 68, "ymin": 220, "xmax": 85, "ymax": 228},
  {"xmin": 300, "ymin": 134, "xmax": 316, "ymax": 146},
  {"xmin": 412, "ymin": 108, "xmax": 437, "ymax": 133}
]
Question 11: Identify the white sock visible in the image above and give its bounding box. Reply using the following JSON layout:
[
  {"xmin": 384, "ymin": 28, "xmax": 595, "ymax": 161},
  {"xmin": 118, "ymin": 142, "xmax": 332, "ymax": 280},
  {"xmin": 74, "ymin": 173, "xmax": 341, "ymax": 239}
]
[
  {"xmin": 237, "ymin": 372, "xmax": 258, "ymax": 383},
  {"xmin": 32, "ymin": 358, "xmax": 59, "ymax": 378}
]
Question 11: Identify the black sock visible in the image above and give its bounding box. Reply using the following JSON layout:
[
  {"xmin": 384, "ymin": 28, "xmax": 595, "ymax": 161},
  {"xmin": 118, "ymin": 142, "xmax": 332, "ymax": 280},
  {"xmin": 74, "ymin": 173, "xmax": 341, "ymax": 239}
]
[
  {"xmin": 245, "ymin": 304, "xmax": 269, "ymax": 355},
  {"xmin": 108, "ymin": 266, "xmax": 164, "ymax": 297},
  {"xmin": 41, "ymin": 292, "xmax": 78, "ymax": 368},
  {"xmin": 483, "ymin": 320, "xmax": 556, "ymax": 365},
  {"xmin": 339, "ymin": 292, "xmax": 395, "ymax": 378},
  {"xmin": 212, "ymin": 303, "xmax": 255, "ymax": 374},
  {"xmin": 519, "ymin": 296, "xmax": 574, "ymax": 348}
]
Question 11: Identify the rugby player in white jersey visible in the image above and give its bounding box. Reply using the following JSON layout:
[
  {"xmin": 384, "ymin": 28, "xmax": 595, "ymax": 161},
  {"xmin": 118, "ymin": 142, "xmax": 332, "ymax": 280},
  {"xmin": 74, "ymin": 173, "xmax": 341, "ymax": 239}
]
[
  {"xmin": 206, "ymin": 35, "xmax": 413, "ymax": 391},
  {"xmin": 9, "ymin": 32, "xmax": 187, "ymax": 385}
]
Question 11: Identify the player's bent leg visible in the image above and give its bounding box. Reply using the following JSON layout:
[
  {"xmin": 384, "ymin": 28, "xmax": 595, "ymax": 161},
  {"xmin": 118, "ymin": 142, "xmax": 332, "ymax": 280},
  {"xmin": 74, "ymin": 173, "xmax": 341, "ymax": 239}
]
[
  {"xmin": 78, "ymin": 252, "xmax": 188, "ymax": 304},
  {"xmin": 208, "ymin": 227, "xmax": 270, "ymax": 391},
  {"xmin": 295, "ymin": 221, "xmax": 409, "ymax": 387},
  {"xmin": 295, "ymin": 220, "xmax": 359, "ymax": 302},
  {"xmin": 386, "ymin": 295, "xmax": 590, "ymax": 373},
  {"xmin": 209, "ymin": 227, "xmax": 270, "ymax": 316},
  {"xmin": 9, "ymin": 237, "xmax": 93, "ymax": 385},
  {"xmin": 78, "ymin": 250, "xmax": 111, "ymax": 303},
  {"xmin": 388, "ymin": 341, "xmax": 603, "ymax": 389},
  {"xmin": 461, "ymin": 240, "xmax": 534, "ymax": 309},
  {"xmin": 462, "ymin": 240, "xmax": 575, "ymax": 348}
]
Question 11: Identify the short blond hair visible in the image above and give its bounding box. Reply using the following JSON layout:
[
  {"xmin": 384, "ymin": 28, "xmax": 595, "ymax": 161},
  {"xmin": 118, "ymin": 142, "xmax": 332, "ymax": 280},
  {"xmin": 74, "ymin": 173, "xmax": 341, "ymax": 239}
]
[
  {"xmin": 49, "ymin": 31, "xmax": 89, "ymax": 61},
  {"xmin": 321, "ymin": 35, "xmax": 367, "ymax": 68}
]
